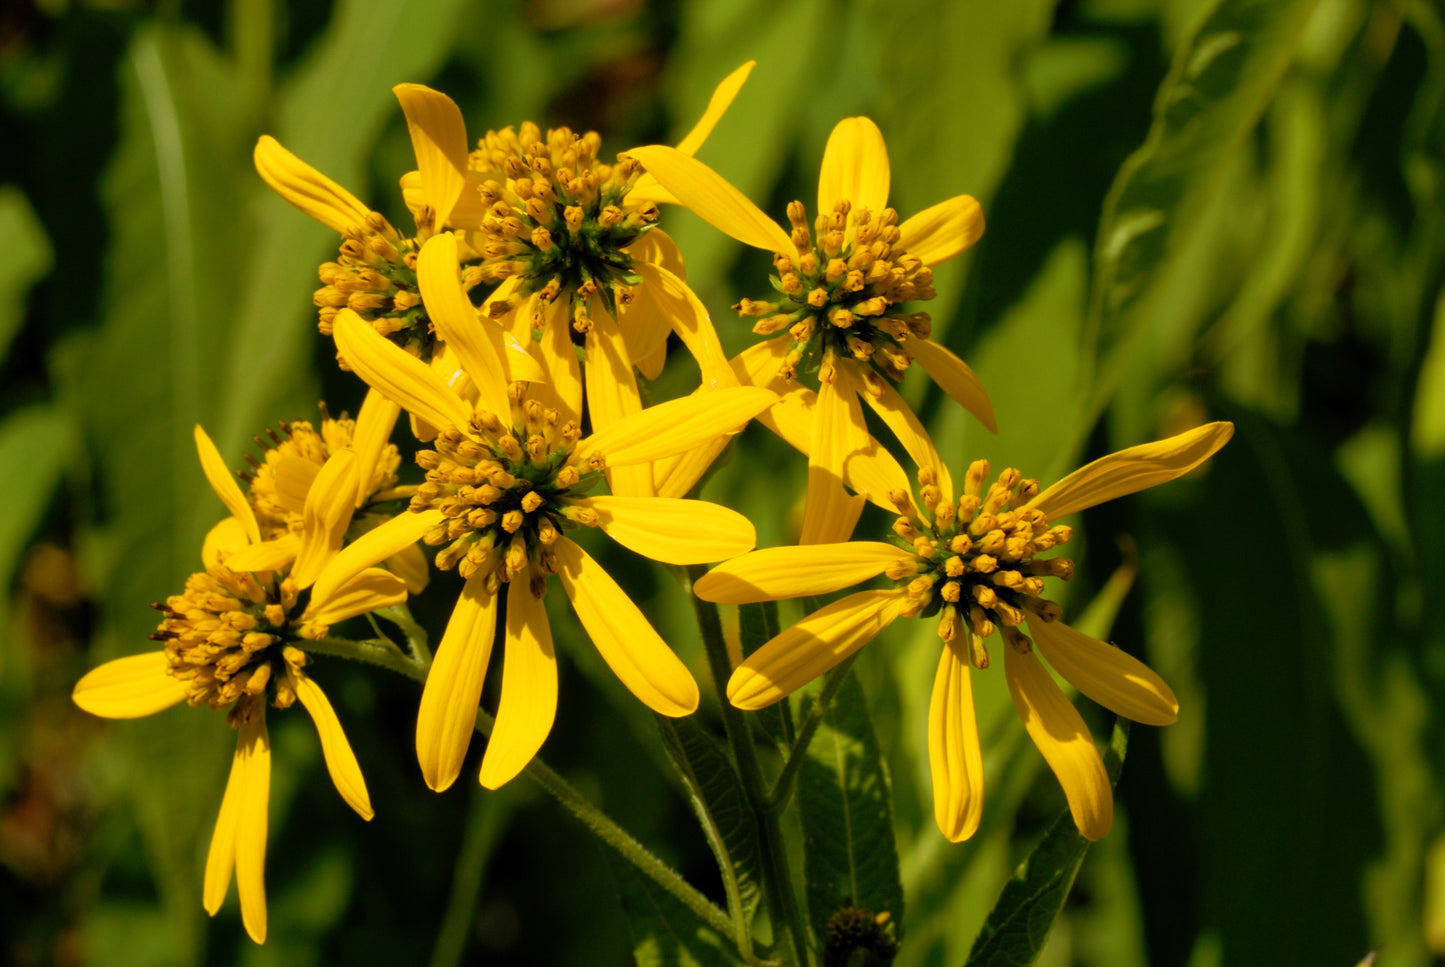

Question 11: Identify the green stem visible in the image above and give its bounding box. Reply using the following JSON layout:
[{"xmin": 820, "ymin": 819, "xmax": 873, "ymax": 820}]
[
  {"xmin": 302, "ymin": 635, "xmax": 426, "ymax": 681},
  {"xmin": 687, "ymin": 566, "xmax": 812, "ymax": 967},
  {"xmin": 376, "ymin": 603, "xmax": 433, "ymax": 665},
  {"xmin": 762, "ymin": 653, "xmax": 860, "ymax": 813},
  {"xmin": 429, "ymin": 785, "xmax": 508, "ymax": 967}
]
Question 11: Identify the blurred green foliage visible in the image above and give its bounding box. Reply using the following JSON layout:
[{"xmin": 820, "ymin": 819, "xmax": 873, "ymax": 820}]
[{"xmin": 1, "ymin": 0, "xmax": 1441, "ymax": 964}]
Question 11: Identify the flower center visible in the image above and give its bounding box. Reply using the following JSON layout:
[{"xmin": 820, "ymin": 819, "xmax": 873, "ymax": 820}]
[
  {"xmin": 150, "ymin": 566, "xmax": 307, "ymax": 723},
  {"xmin": 411, "ymin": 392, "xmax": 605, "ymax": 588},
  {"xmin": 885, "ymin": 462, "xmax": 1074, "ymax": 668},
  {"xmin": 738, "ymin": 199, "xmax": 937, "ymax": 381}
]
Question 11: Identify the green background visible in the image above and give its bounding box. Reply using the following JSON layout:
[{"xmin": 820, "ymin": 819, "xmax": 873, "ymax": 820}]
[{"xmin": 1, "ymin": 0, "xmax": 1442, "ymax": 964}]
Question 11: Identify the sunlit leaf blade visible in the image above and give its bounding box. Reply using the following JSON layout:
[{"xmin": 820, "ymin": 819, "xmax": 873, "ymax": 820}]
[
  {"xmin": 609, "ymin": 854, "xmax": 740, "ymax": 967},
  {"xmin": 797, "ymin": 670, "xmax": 904, "ymax": 948},
  {"xmin": 964, "ymin": 721, "xmax": 1129, "ymax": 967}
]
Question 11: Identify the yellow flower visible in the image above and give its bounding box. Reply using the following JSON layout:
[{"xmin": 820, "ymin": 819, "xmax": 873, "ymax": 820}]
[
  {"xmin": 694, "ymin": 421, "xmax": 1234, "ymax": 843},
  {"xmin": 628, "ymin": 118, "xmax": 995, "ymax": 534},
  {"xmin": 72, "ymin": 426, "xmax": 410, "ymax": 943},
  {"xmin": 319, "ymin": 252, "xmax": 777, "ymax": 792}
]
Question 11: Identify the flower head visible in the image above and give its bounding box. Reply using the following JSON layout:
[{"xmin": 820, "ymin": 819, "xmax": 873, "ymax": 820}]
[{"xmin": 694, "ymin": 421, "xmax": 1234, "ymax": 843}]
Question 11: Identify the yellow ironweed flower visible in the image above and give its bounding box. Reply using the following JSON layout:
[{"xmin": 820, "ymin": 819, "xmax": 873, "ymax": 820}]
[
  {"xmin": 694, "ymin": 421, "xmax": 1234, "ymax": 844},
  {"xmin": 322, "ymin": 297, "xmax": 776, "ymax": 792},
  {"xmin": 72, "ymin": 427, "xmax": 410, "ymax": 943}
]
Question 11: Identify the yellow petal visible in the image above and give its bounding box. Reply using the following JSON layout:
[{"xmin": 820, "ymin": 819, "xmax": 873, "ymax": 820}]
[
  {"xmin": 393, "ymin": 83, "xmax": 469, "ymax": 226},
  {"xmin": 801, "ymin": 372, "xmax": 869, "ymax": 545},
  {"xmin": 1004, "ymin": 643, "xmax": 1112, "ymax": 841},
  {"xmin": 929, "ymin": 636, "xmax": 984, "ymax": 842},
  {"xmin": 674, "ymin": 60, "xmax": 755, "ymax": 156},
  {"xmin": 353, "ymin": 388, "xmax": 401, "ymax": 508},
  {"xmin": 333, "ymin": 309, "xmax": 473, "ymax": 433},
  {"xmin": 225, "ymin": 533, "xmax": 301, "ymax": 575},
  {"xmin": 626, "ymin": 173, "xmax": 680, "ymax": 207},
  {"xmin": 1028, "ymin": 421, "xmax": 1235, "ymax": 521},
  {"xmin": 727, "ymin": 589, "xmax": 905, "ymax": 709},
  {"xmin": 636, "ymin": 263, "xmax": 735, "ymax": 389},
  {"xmin": 528, "ymin": 292, "xmax": 583, "ymax": 424},
  {"xmin": 417, "ymin": 572, "xmax": 498, "ymax": 791},
  {"xmin": 844, "ymin": 440, "xmax": 918, "ymax": 513},
  {"xmin": 618, "ymin": 272, "xmax": 675, "ymax": 371},
  {"xmin": 203, "ymin": 731, "xmax": 245, "ymax": 916},
  {"xmin": 234, "ymin": 712, "xmax": 271, "ymax": 944},
  {"xmin": 898, "ymin": 195, "xmax": 985, "ymax": 267},
  {"xmin": 905, "ymin": 338, "xmax": 997, "ymax": 434},
  {"xmin": 817, "ymin": 117, "xmax": 890, "ymax": 217},
  {"xmin": 858, "ymin": 372, "xmax": 953, "ymax": 502},
  {"xmin": 572, "ymin": 386, "xmax": 776, "ymax": 470},
  {"xmin": 624, "ymin": 228, "xmax": 686, "ymax": 280},
  {"xmin": 194, "ymin": 425, "xmax": 260, "ymax": 545},
  {"xmin": 625, "ymin": 145, "xmax": 794, "ymax": 253},
  {"xmin": 386, "ymin": 543, "xmax": 431, "ymax": 595},
  {"xmin": 694, "ymin": 542, "xmax": 911, "ymax": 604},
  {"xmin": 268, "ymin": 453, "xmax": 319, "ymax": 515},
  {"xmin": 291, "ymin": 669, "xmax": 373, "ymax": 819},
  {"xmin": 479, "ymin": 577, "xmax": 558, "ymax": 789},
  {"xmin": 1027, "ymin": 618, "xmax": 1178, "ymax": 726},
  {"xmin": 636, "ymin": 342, "xmax": 667, "ymax": 381},
  {"xmin": 582, "ymin": 495, "xmax": 756, "ymax": 564},
  {"xmin": 554, "ymin": 537, "xmax": 699, "ymax": 716},
  {"xmin": 203, "ymin": 517, "xmax": 251, "ymax": 569},
  {"xmin": 310, "ymin": 508, "xmax": 444, "ymax": 613},
  {"xmin": 291, "ymin": 450, "xmax": 358, "ymax": 589},
  {"xmin": 417, "ymin": 234, "xmax": 512, "ymax": 419},
  {"xmin": 304, "ymin": 567, "xmax": 407, "ymax": 629},
  {"xmin": 584, "ymin": 300, "xmax": 651, "ymax": 498},
  {"xmin": 253, "ymin": 135, "xmax": 369, "ymax": 234},
  {"xmin": 72, "ymin": 651, "xmax": 187, "ymax": 718}
]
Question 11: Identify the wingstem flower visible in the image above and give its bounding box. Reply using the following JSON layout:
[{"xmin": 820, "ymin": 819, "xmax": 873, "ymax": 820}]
[{"xmin": 694, "ymin": 421, "xmax": 1234, "ymax": 843}]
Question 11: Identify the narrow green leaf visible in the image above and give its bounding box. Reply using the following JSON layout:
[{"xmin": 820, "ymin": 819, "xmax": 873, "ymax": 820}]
[
  {"xmin": 739, "ymin": 601, "xmax": 793, "ymax": 747},
  {"xmin": 0, "ymin": 406, "xmax": 73, "ymax": 626},
  {"xmin": 964, "ymin": 721, "xmax": 1130, "ymax": 967},
  {"xmin": 609, "ymin": 854, "xmax": 741, "ymax": 967},
  {"xmin": 798, "ymin": 670, "xmax": 905, "ymax": 951},
  {"xmin": 0, "ymin": 185, "xmax": 52, "ymax": 367}
]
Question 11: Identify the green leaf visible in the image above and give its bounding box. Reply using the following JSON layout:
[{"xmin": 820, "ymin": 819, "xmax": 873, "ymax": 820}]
[
  {"xmin": 964, "ymin": 720, "xmax": 1130, "ymax": 967},
  {"xmin": 608, "ymin": 853, "xmax": 741, "ymax": 967},
  {"xmin": 798, "ymin": 669, "xmax": 905, "ymax": 950},
  {"xmin": 656, "ymin": 715, "xmax": 764, "ymax": 943},
  {"xmin": 0, "ymin": 406, "xmax": 73, "ymax": 630},
  {"xmin": 739, "ymin": 601, "xmax": 793, "ymax": 748},
  {"xmin": 0, "ymin": 185, "xmax": 52, "ymax": 367}
]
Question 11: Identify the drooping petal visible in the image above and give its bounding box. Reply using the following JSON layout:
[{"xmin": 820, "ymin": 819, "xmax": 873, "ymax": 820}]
[
  {"xmin": 817, "ymin": 117, "xmax": 890, "ymax": 217},
  {"xmin": 626, "ymin": 145, "xmax": 794, "ymax": 254},
  {"xmin": 582, "ymin": 496, "xmax": 756, "ymax": 564},
  {"xmin": 334, "ymin": 310, "xmax": 473, "ymax": 432},
  {"xmin": 224, "ymin": 533, "xmax": 301, "ymax": 575},
  {"xmin": 929, "ymin": 636, "xmax": 984, "ymax": 843},
  {"xmin": 203, "ymin": 731, "xmax": 245, "ymax": 917},
  {"xmin": 1027, "ymin": 618, "xmax": 1178, "ymax": 726},
  {"xmin": 267, "ymin": 453, "xmax": 320, "ymax": 515},
  {"xmin": 203, "ymin": 517, "xmax": 251, "ymax": 568},
  {"xmin": 553, "ymin": 537, "xmax": 699, "ymax": 716},
  {"xmin": 416, "ymin": 572, "xmax": 499, "ymax": 791},
  {"xmin": 905, "ymin": 338, "xmax": 997, "ymax": 434},
  {"xmin": 694, "ymin": 542, "xmax": 911, "ymax": 604},
  {"xmin": 858, "ymin": 372, "xmax": 953, "ymax": 502},
  {"xmin": 234, "ymin": 712, "xmax": 271, "ymax": 944},
  {"xmin": 254, "ymin": 135, "xmax": 370, "ymax": 234},
  {"xmin": 72, "ymin": 651, "xmax": 188, "ymax": 718},
  {"xmin": 584, "ymin": 300, "xmax": 651, "ymax": 498},
  {"xmin": 527, "ymin": 292, "xmax": 583, "ymax": 424},
  {"xmin": 617, "ymin": 276, "xmax": 674, "ymax": 372},
  {"xmin": 898, "ymin": 195, "xmax": 985, "ymax": 267},
  {"xmin": 727, "ymin": 589, "xmax": 905, "ymax": 709},
  {"xmin": 291, "ymin": 450, "xmax": 358, "ymax": 589},
  {"xmin": 310, "ymin": 508, "xmax": 444, "ymax": 613},
  {"xmin": 571, "ymin": 386, "xmax": 776, "ymax": 470},
  {"xmin": 417, "ymin": 234, "xmax": 513, "ymax": 419},
  {"xmin": 843, "ymin": 440, "xmax": 918, "ymax": 514},
  {"xmin": 353, "ymin": 388, "xmax": 401, "ymax": 508},
  {"xmin": 194, "ymin": 425, "xmax": 260, "ymax": 545},
  {"xmin": 636, "ymin": 343, "xmax": 667, "ymax": 381},
  {"xmin": 624, "ymin": 228, "xmax": 686, "ymax": 280},
  {"xmin": 801, "ymin": 370, "xmax": 869, "ymax": 545},
  {"xmin": 479, "ymin": 577, "xmax": 558, "ymax": 789},
  {"xmin": 386, "ymin": 543, "xmax": 431, "ymax": 595},
  {"xmin": 1028, "ymin": 421, "xmax": 1235, "ymax": 521},
  {"xmin": 393, "ymin": 83, "xmax": 469, "ymax": 226},
  {"xmin": 303, "ymin": 567, "xmax": 408, "ymax": 629},
  {"xmin": 674, "ymin": 60, "xmax": 756, "ymax": 156},
  {"xmin": 634, "ymin": 264, "xmax": 738, "ymax": 387},
  {"xmin": 1004, "ymin": 643, "xmax": 1112, "ymax": 841},
  {"xmin": 291, "ymin": 669, "xmax": 373, "ymax": 819}
]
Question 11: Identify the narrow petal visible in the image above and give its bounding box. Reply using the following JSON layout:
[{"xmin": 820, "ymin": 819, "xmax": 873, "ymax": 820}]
[
  {"xmin": 582, "ymin": 496, "xmax": 756, "ymax": 564},
  {"xmin": 674, "ymin": 60, "xmax": 756, "ymax": 156},
  {"xmin": 906, "ymin": 338, "xmax": 997, "ymax": 434},
  {"xmin": 194, "ymin": 425, "xmax": 260, "ymax": 545},
  {"xmin": 254, "ymin": 135, "xmax": 369, "ymax": 234},
  {"xmin": 203, "ymin": 517, "xmax": 251, "ymax": 569},
  {"xmin": 267, "ymin": 453, "xmax": 319, "ymax": 515},
  {"xmin": 843, "ymin": 441, "xmax": 917, "ymax": 514},
  {"xmin": 817, "ymin": 117, "xmax": 890, "ymax": 216},
  {"xmin": 636, "ymin": 342, "xmax": 667, "ymax": 381},
  {"xmin": 694, "ymin": 542, "xmax": 911, "ymax": 604},
  {"xmin": 234, "ymin": 712, "xmax": 271, "ymax": 944},
  {"xmin": 310, "ymin": 508, "xmax": 444, "ymax": 612},
  {"xmin": 291, "ymin": 450, "xmax": 358, "ymax": 589},
  {"xmin": 572, "ymin": 386, "xmax": 776, "ymax": 470},
  {"xmin": 637, "ymin": 264, "xmax": 736, "ymax": 388},
  {"xmin": 203, "ymin": 733, "xmax": 246, "ymax": 916},
  {"xmin": 898, "ymin": 195, "xmax": 985, "ymax": 267},
  {"xmin": 72, "ymin": 651, "xmax": 187, "ymax": 718},
  {"xmin": 479, "ymin": 577, "xmax": 558, "ymax": 789},
  {"xmin": 225, "ymin": 533, "xmax": 301, "ymax": 575},
  {"xmin": 416, "ymin": 573, "xmax": 498, "ymax": 791},
  {"xmin": 728, "ymin": 589, "xmax": 905, "ymax": 709},
  {"xmin": 303, "ymin": 567, "xmax": 407, "ymax": 629},
  {"xmin": 530, "ymin": 292, "xmax": 583, "ymax": 424},
  {"xmin": 393, "ymin": 83, "xmax": 469, "ymax": 226},
  {"xmin": 386, "ymin": 543, "xmax": 432, "ymax": 595},
  {"xmin": 1027, "ymin": 618, "xmax": 1178, "ymax": 726},
  {"xmin": 291, "ymin": 669, "xmax": 373, "ymax": 819},
  {"xmin": 626, "ymin": 145, "xmax": 794, "ymax": 253},
  {"xmin": 417, "ymin": 234, "xmax": 512, "ymax": 419},
  {"xmin": 858, "ymin": 372, "xmax": 953, "ymax": 502},
  {"xmin": 333, "ymin": 309, "xmax": 473, "ymax": 432},
  {"xmin": 929, "ymin": 637, "xmax": 984, "ymax": 842},
  {"xmin": 1028, "ymin": 421, "xmax": 1235, "ymax": 521},
  {"xmin": 1004, "ymin": 643, "xmax": 1112, "ymax": 841},
  {"xmin": 801, "ymin": 372, "xmax": 869, "ymax": 544},
  {"xmin": 584, "ymin": 300, "xmax": 651, "ymax": 498},
  {"xmin": 554, "ymin": 538, "xmax": 699, "ymax": 716},
  {"xmin": 353, "ymin": 388, "xmax": 401, "ymax": 508},
  {"xmin": 624, "ymin": 228, "xmax": 686, "ymax": 280},
  {"xmin": 618, "ymin": 272, "xmax": 676, "ymax": 372}
]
